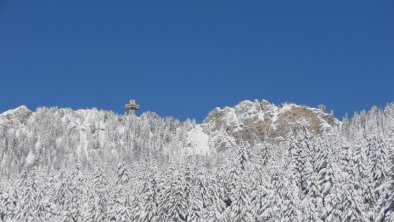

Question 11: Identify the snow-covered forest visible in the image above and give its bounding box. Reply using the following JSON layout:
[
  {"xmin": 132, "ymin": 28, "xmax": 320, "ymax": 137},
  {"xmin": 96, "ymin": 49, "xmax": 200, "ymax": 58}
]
[{"xmin": 0, "ymin": 102, "xmax": 393, "ymax": 221}]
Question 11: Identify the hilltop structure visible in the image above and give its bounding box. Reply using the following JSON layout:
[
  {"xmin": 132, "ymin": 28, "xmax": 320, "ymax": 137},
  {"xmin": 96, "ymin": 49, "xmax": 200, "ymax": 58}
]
[{"xmin": 125, "ymin": 99, "xmax": 140, "ymax": 116}]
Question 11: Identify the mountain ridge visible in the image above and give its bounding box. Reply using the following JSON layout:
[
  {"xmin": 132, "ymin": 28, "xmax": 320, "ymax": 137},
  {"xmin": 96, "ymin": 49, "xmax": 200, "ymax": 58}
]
[
  {"xmin": 0, "ymin": 99, "xmax": 340, "ymax": 151},
  {"xmin": 1, "ymin": 100, "xmax": 391, "ymax": 155}
]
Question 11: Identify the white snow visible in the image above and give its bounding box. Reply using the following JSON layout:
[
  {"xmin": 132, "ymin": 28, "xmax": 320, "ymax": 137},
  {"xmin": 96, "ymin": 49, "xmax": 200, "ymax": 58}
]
[
  {"xmin": 25, "ymin": 150, "xmax": 35, "ymax": 167},
  {"xmin": 186, "ymin": 125, "xmax": 210, "ymax": 155},
  {"xmin": 279, "ymin": 104, "xmax": 293, "ymax": 114}
]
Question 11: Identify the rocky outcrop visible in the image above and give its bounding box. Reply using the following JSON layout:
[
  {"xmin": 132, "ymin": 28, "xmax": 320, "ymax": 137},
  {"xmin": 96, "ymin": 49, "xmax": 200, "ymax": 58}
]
[
  {"xmin": 0, "ymin": 105, "xmax": 32, "ymax": 125},
  {"xmin": 201, "ymin": 100, "xmax": 340, "ymax": 150}
]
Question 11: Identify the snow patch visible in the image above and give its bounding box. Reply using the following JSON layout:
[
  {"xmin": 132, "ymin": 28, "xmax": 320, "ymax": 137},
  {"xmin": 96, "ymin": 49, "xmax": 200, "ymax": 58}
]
[
  {"xmin": 25, "ymin": 150, "xmax": 35, "ymax": 167},
  {"xmin": 186, "ymin": 125, "xmax": 210, "ymax": 155}
]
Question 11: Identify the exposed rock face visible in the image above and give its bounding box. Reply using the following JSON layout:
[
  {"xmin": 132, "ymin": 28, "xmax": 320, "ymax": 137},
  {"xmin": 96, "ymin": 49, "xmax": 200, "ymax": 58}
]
[
  {"xmin": 201, "ymin": 100, "xmax": 340, "ymax": 150},
  {"xmin": 0, "ymin": 105, "xmax": 32, "ymax": 125}
]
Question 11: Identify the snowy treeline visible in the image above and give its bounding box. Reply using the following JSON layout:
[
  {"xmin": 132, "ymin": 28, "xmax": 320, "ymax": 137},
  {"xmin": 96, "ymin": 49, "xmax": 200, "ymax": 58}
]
[
  {"xmin": 0, "ymin": 103, "xmax": 394, "ymax": 221},
  {"xmin": 0, "ymin": 107, "xmax": 196, "ymax": 176}
]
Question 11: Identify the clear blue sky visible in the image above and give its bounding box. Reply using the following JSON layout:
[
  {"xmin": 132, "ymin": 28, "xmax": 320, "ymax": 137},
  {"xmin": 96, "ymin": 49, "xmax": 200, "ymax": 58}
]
[{"xmin": 0, "ymin": 1, "xmax": 393, "ymax": 122}]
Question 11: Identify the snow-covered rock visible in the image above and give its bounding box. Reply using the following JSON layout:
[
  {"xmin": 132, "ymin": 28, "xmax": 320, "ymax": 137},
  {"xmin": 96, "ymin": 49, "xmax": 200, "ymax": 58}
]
[
  {"xmin": 0, "ymin": 105, "xmax": 32, "ymax": 124},
  {"xmin": 202, "ymin": 99, "xmax": 340, "ymax": 150}
]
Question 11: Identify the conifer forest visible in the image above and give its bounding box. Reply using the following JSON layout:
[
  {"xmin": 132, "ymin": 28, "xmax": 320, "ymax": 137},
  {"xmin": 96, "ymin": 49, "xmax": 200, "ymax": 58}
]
[{"xmin": 0, "ymin": 102, "xmax": 393, "ymax": 221}]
